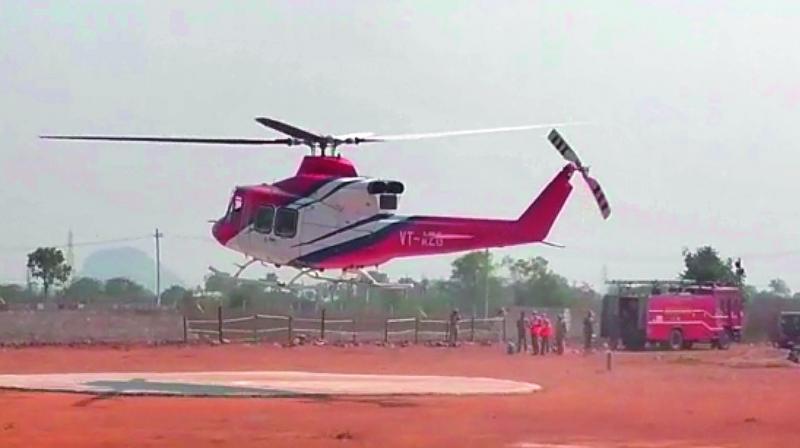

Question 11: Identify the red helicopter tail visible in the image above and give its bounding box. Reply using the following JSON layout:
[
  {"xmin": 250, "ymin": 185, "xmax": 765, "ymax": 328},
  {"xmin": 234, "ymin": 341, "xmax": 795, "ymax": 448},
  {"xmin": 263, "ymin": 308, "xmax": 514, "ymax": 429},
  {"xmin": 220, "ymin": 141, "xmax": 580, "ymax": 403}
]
[
  {"xmin": 514, "ymin": 164, "xmax": 576, "ymax": 242},
  {"xmin": 515, "ymin": 129, "xmax": 613, "ymax": 243}
]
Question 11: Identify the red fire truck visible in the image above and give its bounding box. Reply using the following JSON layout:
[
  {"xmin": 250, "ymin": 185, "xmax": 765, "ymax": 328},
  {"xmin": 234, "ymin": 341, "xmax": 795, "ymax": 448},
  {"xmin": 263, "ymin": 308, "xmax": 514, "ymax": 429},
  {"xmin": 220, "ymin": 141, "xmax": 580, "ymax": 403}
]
[{"xmin": 601, "ymin": 280, "xmax": 744, "ymax": 350}]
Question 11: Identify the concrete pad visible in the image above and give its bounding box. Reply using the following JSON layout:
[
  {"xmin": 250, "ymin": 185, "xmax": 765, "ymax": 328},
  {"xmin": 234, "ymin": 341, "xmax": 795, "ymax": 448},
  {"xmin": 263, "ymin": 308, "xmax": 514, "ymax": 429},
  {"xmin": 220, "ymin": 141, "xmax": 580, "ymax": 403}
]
[{"xmin": 0, "ymin": 371, "xmax": 541, "ymax": 397}]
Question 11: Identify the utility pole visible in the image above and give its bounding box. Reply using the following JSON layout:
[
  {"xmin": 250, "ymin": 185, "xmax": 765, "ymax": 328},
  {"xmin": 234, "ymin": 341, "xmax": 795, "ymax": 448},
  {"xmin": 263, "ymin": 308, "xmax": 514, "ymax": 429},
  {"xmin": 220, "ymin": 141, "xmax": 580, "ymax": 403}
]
[
  {"xmin": 25, "ymin": 266, "xmax": 32, "ymax": 293},
  {"xmin": 154, "ymin": 228, "xmax": 163, "ymax": 306},
  {"xmin": 483, "ymin": 248, "xmax": 490, "ymax": 318},
  {"xmin": 66, "ymin": 229, "xmax": 74, "ymax": 284}
]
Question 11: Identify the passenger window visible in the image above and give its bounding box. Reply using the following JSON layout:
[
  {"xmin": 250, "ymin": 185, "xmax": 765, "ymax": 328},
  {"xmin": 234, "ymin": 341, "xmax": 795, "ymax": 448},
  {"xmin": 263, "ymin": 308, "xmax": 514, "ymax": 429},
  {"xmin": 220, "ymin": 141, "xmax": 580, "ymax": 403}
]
[
  {"xmin": 253, "ymin": 206, "xmax": 275, "ymax": 234},
  {"xmin": 274, "ymin": 208, "xmax": 299, "ymax": 238}
]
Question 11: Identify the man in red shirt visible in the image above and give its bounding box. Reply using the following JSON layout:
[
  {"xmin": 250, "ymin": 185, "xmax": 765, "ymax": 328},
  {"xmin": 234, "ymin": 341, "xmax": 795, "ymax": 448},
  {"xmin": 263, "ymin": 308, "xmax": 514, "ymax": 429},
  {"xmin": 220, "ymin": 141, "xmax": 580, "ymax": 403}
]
[
  {"xmin": 540, "ymin": 317, "xmax": 552, "ymax": 355},
  {"xmin": 530, "ymin": 315, "xmax": 542, "ymax": 355}
]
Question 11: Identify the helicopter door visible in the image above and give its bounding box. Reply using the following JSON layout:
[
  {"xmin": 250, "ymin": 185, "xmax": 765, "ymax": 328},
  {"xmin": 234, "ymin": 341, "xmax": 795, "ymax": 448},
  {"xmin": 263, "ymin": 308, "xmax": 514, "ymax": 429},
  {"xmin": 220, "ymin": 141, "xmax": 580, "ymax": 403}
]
[
  {"xmin": 272, "ymin": 207, "xmax": 301, "ymax": 262},
  {"xmin": 249, "ymin": 205, "xmax": 301, "ymax": 263},
  {"xmin": 249, "ymin": 205, "xmax": 275, "ymax": 258}
]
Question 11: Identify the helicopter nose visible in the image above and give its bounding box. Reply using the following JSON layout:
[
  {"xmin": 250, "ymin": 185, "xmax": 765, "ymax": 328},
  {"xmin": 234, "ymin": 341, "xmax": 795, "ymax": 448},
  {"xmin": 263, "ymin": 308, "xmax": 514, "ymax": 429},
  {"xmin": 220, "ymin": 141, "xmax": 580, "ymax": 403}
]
[
  {"xmin": 211, "ymin": 219, "xmax": 232, "ymax": 246},
  {"xmin": 211, "ymin": 220, "xmax": 222, "ymax": 244}
]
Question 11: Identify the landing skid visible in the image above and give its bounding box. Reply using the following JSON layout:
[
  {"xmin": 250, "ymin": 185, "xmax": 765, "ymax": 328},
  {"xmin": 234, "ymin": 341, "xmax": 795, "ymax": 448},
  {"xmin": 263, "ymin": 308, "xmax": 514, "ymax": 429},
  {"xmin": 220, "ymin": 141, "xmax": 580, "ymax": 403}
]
[
  {"xmin": 284, "ymin": 268, "xmax": 413, "ymax": 290},
  {"xmin": 232, "ymin": 258, "xmax": 258, "ymax": 278},
  {"xmin": 217, "ymin": 258, "xmax": 413, "ymax": 291}
]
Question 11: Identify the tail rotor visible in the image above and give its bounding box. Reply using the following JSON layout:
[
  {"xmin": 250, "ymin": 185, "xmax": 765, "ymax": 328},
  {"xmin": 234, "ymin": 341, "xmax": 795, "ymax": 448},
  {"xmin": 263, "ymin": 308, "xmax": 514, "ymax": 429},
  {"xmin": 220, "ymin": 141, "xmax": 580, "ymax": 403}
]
[{"xmin": 547, "ymin": 129, "xmax": 611, "ymax": 220}]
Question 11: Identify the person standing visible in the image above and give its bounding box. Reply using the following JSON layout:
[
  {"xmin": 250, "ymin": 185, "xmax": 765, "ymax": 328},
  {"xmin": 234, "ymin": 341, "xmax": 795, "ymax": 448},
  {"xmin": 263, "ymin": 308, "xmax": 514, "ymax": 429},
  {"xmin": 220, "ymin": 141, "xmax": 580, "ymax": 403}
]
[
  {"xmin": 530, "ymin": 314, "xmax": 542, "ymax": 355},
  {"xmin": 555, "ymin": 314, "xmax": 568, "ymax": 355},
  {"xmin": 583, "ymin": 310, "xmax": 595, "ymax": 352},
  {"xmin": 540, "ymin": 317, "xmax": 552, "ymax": 355},
  {"xmin": 496, "ymin": 307, "xmax": 509, "ymax": 343},
  {"xmin": 448, "ymin": 308, "xmax": 462, "ymax": 346},
  {"xmin": 515, "ymin": 311, "xmax": 528, "ymax": 353}
]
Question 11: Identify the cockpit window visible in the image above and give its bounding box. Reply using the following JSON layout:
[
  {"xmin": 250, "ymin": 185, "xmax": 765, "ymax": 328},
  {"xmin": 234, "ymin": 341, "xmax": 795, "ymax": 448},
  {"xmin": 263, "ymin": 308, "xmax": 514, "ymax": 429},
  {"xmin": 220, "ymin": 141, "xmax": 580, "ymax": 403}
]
[
  {"xmin": 226, "ymin": 193, "xmax": 244, "ymax": 222},
  {"xmin": 274, "ymin": 208, "xmax": 298, "ymax": 238},
  {"xmin": 254, "ymin": 206, "xmax": 275, "ymax": 234}
]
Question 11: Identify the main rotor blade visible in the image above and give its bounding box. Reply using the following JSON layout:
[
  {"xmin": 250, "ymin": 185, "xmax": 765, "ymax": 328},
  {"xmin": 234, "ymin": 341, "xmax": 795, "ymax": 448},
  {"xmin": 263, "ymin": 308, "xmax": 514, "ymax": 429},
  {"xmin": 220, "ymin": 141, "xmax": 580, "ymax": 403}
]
[
  {"xmin": 254, "ymin": 117, "xmax": 322, "ymax": 141},
  {"xmin": 367, "ymin": 122, "xmax": 586, "ymax": 142},
  {"xmin": 40, "ymin": 135, "xmax": 293, "ymax": 145},
  {"xmin": 335, "ymin": 132, "xmax": 375, "ymax": 140}
]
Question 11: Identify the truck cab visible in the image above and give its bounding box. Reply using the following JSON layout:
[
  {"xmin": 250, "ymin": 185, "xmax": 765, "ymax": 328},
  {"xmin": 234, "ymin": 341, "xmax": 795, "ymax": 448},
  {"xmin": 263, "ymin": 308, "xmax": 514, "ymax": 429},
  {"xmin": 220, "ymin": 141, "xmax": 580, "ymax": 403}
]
[{"xmin": 776, "ymin": 311, "xmax": 800, "ymax": 349}]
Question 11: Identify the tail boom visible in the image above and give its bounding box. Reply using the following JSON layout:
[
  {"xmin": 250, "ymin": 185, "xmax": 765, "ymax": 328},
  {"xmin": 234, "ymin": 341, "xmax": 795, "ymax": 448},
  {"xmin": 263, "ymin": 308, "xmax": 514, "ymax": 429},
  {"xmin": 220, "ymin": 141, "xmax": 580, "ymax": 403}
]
[{"xmin": 297, "ymin": 165, "xmax": 575, "ymax": 269}]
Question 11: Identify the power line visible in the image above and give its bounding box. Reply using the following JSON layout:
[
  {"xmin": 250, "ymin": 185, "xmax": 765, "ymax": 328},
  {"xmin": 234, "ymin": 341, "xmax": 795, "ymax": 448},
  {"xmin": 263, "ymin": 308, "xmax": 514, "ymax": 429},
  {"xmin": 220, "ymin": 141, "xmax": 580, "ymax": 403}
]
[
  {"xmin": 165, "ymin": 234, "xmax": 219, "ymax": 246},
  {"xmin": 0, "ymin": 235, "xmax": 151, "ymax": 253},
  {"xmin": 0, "ymin": 232, "xmax": 219, "ymax": 254},
  {"xmin": 62, "ymin": 235, "xmax": 152, "ymax": 248},
  {"xmin": 167, "ymin": 234, "xmax": 216, "ymax": 242}
]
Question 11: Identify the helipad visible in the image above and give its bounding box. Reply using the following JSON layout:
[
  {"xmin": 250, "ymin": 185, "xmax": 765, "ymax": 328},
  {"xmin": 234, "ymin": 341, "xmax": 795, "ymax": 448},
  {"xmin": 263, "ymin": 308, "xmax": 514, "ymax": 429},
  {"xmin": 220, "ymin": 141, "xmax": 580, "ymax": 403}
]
[{"xmin": 0, "ymin": 371, "xmax": 541, "ymax": 397}]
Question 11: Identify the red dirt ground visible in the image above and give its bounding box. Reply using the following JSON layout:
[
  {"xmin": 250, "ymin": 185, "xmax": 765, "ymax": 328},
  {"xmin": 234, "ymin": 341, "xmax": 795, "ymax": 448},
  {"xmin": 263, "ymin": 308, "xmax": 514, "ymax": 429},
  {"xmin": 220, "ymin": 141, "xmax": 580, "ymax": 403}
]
[{"xmin": 0, "ymin": 343, "xmax": 797, "ymax": 448}]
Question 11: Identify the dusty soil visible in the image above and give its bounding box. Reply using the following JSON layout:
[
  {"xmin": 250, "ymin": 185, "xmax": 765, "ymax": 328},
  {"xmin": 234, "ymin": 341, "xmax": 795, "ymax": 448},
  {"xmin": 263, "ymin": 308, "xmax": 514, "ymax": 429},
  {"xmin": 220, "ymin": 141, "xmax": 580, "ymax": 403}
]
[{"xmin": 0, "ymin": 343, "xmax": 797, "ymax": 447}]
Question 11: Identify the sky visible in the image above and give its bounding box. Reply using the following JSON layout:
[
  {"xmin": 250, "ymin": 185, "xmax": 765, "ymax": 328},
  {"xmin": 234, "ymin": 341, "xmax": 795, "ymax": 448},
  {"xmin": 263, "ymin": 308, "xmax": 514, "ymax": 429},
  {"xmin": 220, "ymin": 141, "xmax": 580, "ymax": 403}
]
[{"xmin": 1, "ymin": 1, "xmax": 799, "ymax": 292}]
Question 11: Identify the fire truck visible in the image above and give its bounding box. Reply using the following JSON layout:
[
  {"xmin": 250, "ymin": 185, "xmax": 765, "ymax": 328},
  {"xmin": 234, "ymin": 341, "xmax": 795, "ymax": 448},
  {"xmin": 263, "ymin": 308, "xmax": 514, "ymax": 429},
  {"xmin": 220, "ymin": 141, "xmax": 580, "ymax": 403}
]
[{"xmin": 601, "ymin": 280, "xmax": 744, "ymax": 350}]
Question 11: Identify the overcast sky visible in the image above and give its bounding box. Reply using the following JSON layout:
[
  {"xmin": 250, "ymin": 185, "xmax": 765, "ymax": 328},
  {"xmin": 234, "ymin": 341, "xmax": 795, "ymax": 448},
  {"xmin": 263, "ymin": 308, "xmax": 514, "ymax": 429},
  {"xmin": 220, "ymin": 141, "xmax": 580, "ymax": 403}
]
[{"xmin": 1, "ymin": 1, "xmax": 798, "ymax": 291}]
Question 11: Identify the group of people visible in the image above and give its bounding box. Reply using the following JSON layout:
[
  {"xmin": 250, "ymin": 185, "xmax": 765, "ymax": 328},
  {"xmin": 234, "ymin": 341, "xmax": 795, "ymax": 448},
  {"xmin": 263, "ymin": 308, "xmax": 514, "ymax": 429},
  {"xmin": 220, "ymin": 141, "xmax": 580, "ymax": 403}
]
[
  {"xmin": 447, "ymin": 307, "xmax": 596, "ymax": 353},
  {"xmin": 515, "ymin": 311, "xmax": 568, "ymax": 355},
  {"xmin": 511, "ymin": 309, "xmax": 596, "ymax": 355}
]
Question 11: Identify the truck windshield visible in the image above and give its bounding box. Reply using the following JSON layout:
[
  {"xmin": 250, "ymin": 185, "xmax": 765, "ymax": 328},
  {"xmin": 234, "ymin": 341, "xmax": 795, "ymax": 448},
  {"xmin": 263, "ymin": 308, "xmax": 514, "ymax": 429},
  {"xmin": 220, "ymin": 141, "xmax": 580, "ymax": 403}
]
[{"xmin": 781, "ymin": 315, "xmax": 800, "ymax": 335}]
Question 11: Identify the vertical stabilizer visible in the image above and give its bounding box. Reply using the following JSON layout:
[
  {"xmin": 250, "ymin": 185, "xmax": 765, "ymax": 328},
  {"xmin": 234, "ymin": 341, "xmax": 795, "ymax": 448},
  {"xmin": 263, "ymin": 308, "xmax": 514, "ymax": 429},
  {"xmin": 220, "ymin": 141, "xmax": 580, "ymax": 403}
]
[{"xmin": 516, "ymin": 165, "xmax": 575, "ymax": 242}]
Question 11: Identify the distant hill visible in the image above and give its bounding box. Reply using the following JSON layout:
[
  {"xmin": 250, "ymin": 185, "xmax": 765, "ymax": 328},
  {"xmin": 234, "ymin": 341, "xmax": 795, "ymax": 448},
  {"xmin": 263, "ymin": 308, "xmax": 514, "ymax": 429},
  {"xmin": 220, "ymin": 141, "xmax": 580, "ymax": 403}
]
[{"xmin": 79, "ymin": 246, "xmax": 184, "ymax": 291}]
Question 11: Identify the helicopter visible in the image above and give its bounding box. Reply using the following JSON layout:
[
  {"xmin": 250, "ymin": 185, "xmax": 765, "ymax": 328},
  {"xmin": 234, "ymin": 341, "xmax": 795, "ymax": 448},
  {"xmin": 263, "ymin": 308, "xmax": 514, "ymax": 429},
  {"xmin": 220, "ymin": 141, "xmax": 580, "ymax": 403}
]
[{"xmin": 42, "ymin": 118, "xmax": 610, "ymax": 288}]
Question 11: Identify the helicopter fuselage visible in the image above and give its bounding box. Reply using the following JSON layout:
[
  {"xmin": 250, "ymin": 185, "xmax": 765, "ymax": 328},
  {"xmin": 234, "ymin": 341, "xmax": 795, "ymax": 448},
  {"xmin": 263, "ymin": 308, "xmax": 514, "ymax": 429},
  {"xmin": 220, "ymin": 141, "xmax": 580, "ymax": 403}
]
[{"xmin": 211, "ymin": 155, "xmax": 576, "ymax": 270}]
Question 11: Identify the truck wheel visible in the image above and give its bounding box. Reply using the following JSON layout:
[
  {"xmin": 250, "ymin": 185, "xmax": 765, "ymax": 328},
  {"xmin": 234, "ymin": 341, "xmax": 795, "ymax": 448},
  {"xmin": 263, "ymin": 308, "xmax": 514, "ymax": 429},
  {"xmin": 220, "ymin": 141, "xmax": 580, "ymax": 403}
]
[
  {"xmin": 668, "ymin": 329, "xmax": 684, "ymax": 351},
  {"xmin": 716, "ymin": 331, "xmax": 731, "ymax": 350}
]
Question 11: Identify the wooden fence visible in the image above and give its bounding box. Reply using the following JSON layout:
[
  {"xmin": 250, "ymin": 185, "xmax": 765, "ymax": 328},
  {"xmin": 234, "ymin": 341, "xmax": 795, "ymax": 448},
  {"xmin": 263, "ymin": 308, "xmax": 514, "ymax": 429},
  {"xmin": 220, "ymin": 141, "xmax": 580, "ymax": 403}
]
[{"xmin": 184, "ymin": 307, "xmax": 506, "ymax": 344}]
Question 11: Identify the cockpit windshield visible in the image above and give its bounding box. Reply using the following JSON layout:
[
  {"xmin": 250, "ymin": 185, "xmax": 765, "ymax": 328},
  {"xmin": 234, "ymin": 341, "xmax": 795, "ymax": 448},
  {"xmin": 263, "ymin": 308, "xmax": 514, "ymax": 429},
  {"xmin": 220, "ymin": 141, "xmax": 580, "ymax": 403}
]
[{"xmin": 225, "ymin": 193, "xmax": 244, "ymax": 221}]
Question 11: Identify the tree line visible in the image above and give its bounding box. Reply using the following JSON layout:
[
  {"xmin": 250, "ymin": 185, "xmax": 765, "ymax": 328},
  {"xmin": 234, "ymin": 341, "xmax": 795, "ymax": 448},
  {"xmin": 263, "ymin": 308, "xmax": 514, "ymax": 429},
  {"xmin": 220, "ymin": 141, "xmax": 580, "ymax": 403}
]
[
  {"xmin": 680, "ymin": 245, "xmax": 799, "ymax": 300},
  {"xmin": 1, "ymin": 245, "xmax": 796, "ymax": 312}
]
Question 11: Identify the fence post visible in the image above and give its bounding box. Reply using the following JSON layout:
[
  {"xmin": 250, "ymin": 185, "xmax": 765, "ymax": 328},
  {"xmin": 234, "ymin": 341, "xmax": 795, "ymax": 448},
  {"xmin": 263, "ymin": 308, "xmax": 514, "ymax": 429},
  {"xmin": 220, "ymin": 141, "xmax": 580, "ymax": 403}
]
[
  {"xmin": 351, "ymin": 318, "xmax": 357, "ymax": 344},
  {"xmin": 217, "ymin": 306, "xmax": 223, "ymax": 344},
  {"xmin": 182, "ymin": 316, "xmax": 188, "ymax": 343},
  {"xmin": 502, "ymin": 314, "xmax": 507, "ymax": 341},
  {"xmin": 414, "ymin": 316, "xmax": 419, "ymax": 344},
  {"xmin": 252, "ymin": 314, "xmax": 258, "ymax": 343},
  {"xmin": 384, "ymin": 319, "xmax": 389, "ymax": 344},
  {"xmin": 470, "ymin": 315, "xmax": 476, "ymax": 342},
  {"xmin": 287, "ymin": 315, "xmax": 294, "ymax": 345},
  {"xmin": 320, "ymin": 308, "xmax": 326, "ymax": 340}
]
